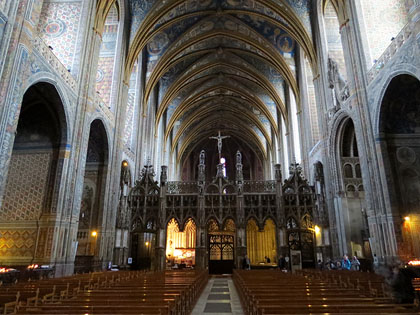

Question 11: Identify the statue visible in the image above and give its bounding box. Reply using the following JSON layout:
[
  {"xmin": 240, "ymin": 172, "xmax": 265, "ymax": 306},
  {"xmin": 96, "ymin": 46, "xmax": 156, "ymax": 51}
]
[
  {"xmin": 160, "ymin": 165, "xmax": 167, "ymax": 185},
  {"xmin": 236, "ymin": 150, "xmax": 242, "ymax": 165},
  {"xmin": 314, "ymin": 162, "xmax": 324, "ymax": 182},
  {"xmin": 210, "ymin": 131, "xmax": 230, "ymax": 160},
  {"xmin": 198, "ymin": 150, "xmax": 206, "ymax": 183},
  {"xmin": 199, "ymin": 150, "xmax": 205, "ymax": 165},
  {"xmin": 274, "ymin": 164, "xmax": 282, "ymax": 182},
  {"xmin": 328, "ymin": 57, "xmax": 348, "ymax": 106}
]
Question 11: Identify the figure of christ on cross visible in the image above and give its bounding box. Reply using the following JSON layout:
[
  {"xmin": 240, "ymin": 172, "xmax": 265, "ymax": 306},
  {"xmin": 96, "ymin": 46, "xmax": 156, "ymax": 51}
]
[{"xmin": 209, "ymin": 131, "xmax": 230, "ymax": 161}]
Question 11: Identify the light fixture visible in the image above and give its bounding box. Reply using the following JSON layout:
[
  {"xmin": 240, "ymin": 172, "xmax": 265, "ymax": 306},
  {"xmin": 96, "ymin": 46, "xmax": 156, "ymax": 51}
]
[
  {"xmin": 314, "ymin": 225, "xmax": 321, "ymax": 235},
  {"xmin": 404, "ymin": 216, "xmax": 410, "ymax": 222},
  {"xmin": 145, "ymin": 241, "xmax": 149, "ymax": 246},
  {"xmin": 122, "ymin": 161, "xmax": 128, "ymax": 167},
  {"xmin": 91, "ymin": 231, "xmax": 97, "ymax": 237}
]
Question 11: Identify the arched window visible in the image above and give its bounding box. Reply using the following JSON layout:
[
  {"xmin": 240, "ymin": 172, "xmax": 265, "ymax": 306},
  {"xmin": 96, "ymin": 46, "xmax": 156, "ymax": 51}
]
[{"xmin": 344, "ymin": 164, "xmax": 353, "ymax": 178}]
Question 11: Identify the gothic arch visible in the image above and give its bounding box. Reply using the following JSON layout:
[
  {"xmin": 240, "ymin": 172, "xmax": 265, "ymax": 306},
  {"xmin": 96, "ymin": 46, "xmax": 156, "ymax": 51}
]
[
  {"xmin": 166, "ymin": 216, "xmax": 181, "ymax": 229},
  {"xmin": 329, "ymin": 112, "xmax": 354, "ymax": 191},
  {"xmin": 180, "ymin": 217, "xmax": 197, "ymax": 232},
  {"xmin": 207, "ymin": 217, "xmax": 221, "ymax": 232},
  {"xmin": 1, "ymin": 82, "xmax": 69, "ymax": 265},
  {"xmin": 373, "ymin": 69, "xmax": 420, "ymax": 136},
  {"xmin": 75, "ymin": 118, "xmax": 111, "ymax": 271},
  {"xmin": 377, "ymin": 74, "xmax": 420, "ymax": 259},
  {"xmin": 87, "ymin": 116, "xmax": 113, "ymax": 162},
  {"xmin": 222, "ymin": 217, "xmax": 236, "ymax": 232},
  {"xmin": 23, "ymin": 75, "xmax": 72, "ymax": 139}
]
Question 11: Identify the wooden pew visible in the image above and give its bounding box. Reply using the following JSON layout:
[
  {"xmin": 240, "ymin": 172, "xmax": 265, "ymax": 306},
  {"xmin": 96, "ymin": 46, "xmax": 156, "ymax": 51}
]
[
  {"xmin": 233, "ymin": 269, "xmax": 418, "ymax": 315},
  {"xmin": 14, "ymin": 269, "xmax": 208, "ymax": 315}
]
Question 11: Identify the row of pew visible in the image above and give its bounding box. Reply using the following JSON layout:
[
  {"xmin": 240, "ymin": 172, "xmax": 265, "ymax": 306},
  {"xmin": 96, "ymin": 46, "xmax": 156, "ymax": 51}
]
[
  {"xmin": 233, "ymin": 269, "xmax": 418, "ymax": 314},
  {"xmin": 1, "ymin": 269, "xmax": 208, "ymax": 315}
]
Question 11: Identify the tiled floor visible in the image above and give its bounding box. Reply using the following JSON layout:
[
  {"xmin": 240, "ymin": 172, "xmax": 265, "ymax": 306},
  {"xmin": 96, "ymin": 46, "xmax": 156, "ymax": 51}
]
[{"xmin": 191, "ymin": 276, "xmax": 244, "ymax": 315}]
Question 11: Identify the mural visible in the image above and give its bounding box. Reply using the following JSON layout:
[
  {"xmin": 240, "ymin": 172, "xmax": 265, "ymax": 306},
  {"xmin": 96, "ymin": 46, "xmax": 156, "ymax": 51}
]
[
  {"xmin": 234, "ymin": 14, "xmax": 296, "ymax": 58},
  {"xmin": 96, "ymin": 4, "xmax": 119, "ymax": 109},
  {"xmin": 129, "ymin": 0, "xmax": 157, "ymax": 42},
  {"xmin": 124, "ymin": 63, "xmax": 138, "ymax": 149},
  {"xmin": 38, "ymin": 1, "xmax": 82, "ymax": 70}
]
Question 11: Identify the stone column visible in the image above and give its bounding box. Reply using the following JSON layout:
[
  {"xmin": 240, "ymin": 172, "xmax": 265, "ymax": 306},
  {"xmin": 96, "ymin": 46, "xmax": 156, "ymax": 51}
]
[
  {"xmin": 58, "ymin": 0, "xmax": 109, "ymax": 275},
  {"xmin": 310, "ymin": 0, "xmax": 342, "ymax": 259},
  {"xmin": 135, "ymin": 49, "xmax": 148, "ymax": 177},
  {"xmin": 340, "ymin": 1, "xmax": 394, "ymax": 262},
  {"xmin": 296, "ymin": 46, "xmax": 312, "ymax": 177}
]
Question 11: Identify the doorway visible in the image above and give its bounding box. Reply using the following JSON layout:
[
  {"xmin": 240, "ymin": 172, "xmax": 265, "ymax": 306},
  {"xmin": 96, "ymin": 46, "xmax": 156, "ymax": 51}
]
[{"xmin": 207, "ymin": 218, "xmax": 235, "ymax": 274}]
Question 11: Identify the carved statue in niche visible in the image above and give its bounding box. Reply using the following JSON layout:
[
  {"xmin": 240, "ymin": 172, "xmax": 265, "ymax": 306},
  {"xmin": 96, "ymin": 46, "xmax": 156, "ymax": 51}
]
[
  {"xmin": 198, "ymin": 150, "xmax": 206, "ymax": 183},
  {"xmin": 199, "ymin": 150, "xmax": 205, "ymax": 165},
  {"xmin": 160, "ymin": 165, "xmax": 168, "ymax": 185},
  {"xmin": 328, "ymin": 57, "xmax": 349, "ymax": 108},
  {"xmin": 314, "ymin": 162, "xmax": 324, "ymax": 182},
  {"xmin": 236, "ymin": 150, "xmax": 242, "ymax": 165},
  {"xmin": 236, "ymin": 150, "xmax": 244, "ymax": 185},
  {"xmin": 274, "ymin": 164, "xmax": 282, "ymax": 182},
  {"xmin": 80, "ymin": 184, "xmax": 94, "ymax": 229}
]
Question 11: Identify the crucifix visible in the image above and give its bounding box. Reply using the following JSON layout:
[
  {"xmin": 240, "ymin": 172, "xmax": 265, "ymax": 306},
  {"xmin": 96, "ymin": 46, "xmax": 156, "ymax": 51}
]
[{"xmin": 209, "ymin": 131, "xmax": 230, "ymax": 160}]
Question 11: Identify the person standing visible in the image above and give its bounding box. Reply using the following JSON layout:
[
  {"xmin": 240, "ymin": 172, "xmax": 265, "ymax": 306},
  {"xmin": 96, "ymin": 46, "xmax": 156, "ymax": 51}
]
[
  {"xmin": 351, "ymin": 255, "xmax": 360, "ymax": 271},
  {"xmin": 342, "ymin": 254, "xmax": 351, "ymax": 270},
  {"xmin": 242, "ymin": 255, "xmax": 250, "ymax": 270},
  {"xmin": 373, "ymin": 254, "xmax": 379, "ymax": 271},
  {"xmin": 278, "ymin": 255, "xmax": 286, "ymax": 270}
]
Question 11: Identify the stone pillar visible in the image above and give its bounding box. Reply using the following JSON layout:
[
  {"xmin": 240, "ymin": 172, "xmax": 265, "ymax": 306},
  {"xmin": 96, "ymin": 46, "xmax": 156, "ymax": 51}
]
[
  {"xmin": 340, "ymin": 1, "xmax": 394, "ymax": 263},
  {"xmin": 296, "ymin": 46, "xmax": 312, "ymax": 176},
  {"xmin": 196, "ymin": 194, "xmax": 206, "ymax": 270},
  {"xmin": 57, "ymin": 1, "xmax": 110, "ymax": 275},
  {"xmin": 135, "ymin": 49, "xmax": 147, "ymax": 178}
]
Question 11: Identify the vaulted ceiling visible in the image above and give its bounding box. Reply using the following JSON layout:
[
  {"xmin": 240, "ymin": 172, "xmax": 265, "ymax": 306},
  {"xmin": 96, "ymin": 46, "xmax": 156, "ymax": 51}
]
[{"xmin": 99, "ymin": 0, "xmax": 318, "ymax": 173}]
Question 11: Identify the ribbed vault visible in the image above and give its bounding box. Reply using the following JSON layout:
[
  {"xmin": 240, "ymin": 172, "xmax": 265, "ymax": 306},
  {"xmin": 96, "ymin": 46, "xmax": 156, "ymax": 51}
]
[{"xmin": 96, "ymin": 0, "xmax": 317, "ymax": 179}]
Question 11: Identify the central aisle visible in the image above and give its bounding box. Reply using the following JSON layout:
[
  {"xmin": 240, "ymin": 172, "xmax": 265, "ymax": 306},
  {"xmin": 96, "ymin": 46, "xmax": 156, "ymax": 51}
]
[{"xmin": 191, "ymin": 276, "xmax": 244, "ymax": 315}]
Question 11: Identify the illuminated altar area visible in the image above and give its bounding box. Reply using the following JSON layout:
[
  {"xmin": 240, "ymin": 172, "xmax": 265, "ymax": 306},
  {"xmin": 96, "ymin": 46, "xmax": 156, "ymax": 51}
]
[
  {"xmin": 246, "ymin": 219, "xmax": 277, "ymax": 266},
  {"xmin": 166, "ymin": 218, "xmax": 196, "ymax": 267}
]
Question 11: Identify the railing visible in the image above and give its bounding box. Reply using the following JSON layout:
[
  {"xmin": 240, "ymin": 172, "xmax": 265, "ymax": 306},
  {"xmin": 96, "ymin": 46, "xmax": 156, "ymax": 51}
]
[
  {"xmin": 367, "ymin": 22, "xmax": 412, "ymax": 84},
  {"xmin": 33, "ymin": 36, "xmax": 77, "ymax": 91},
  {"xmin": 166, "ymin": 181, "xmax": 199, "ymax": 194},
  {"xmin": 243, "ymin": 180, "xmax": 276, "ymax": 193}
]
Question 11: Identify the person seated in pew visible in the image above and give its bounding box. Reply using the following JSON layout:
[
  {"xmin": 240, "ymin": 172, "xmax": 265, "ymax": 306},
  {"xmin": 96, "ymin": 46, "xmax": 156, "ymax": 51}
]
[{"xmin": 325, "ymin": 258, "xmax": 336, "ymax": 270}]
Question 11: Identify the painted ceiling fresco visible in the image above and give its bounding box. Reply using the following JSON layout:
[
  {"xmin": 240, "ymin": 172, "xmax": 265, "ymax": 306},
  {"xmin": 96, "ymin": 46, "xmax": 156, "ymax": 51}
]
[{"xmin": 128, "ymin": 0, "xmax": 315, "ymax": 165}]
